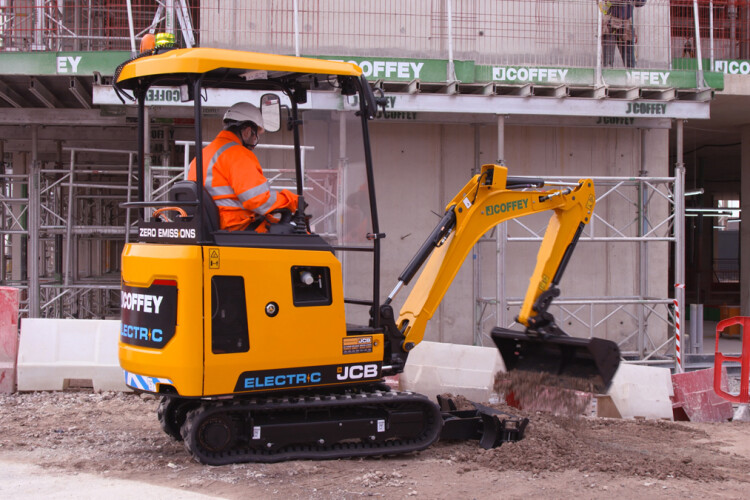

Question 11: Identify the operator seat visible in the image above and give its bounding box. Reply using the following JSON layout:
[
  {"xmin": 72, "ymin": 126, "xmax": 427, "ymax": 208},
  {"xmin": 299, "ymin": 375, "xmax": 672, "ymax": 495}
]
[
  {"xmin": 168, "ymin": 180, "xmax": 298, "ymax": 240},
  {"xmin": 169, "ymin": 180, "xmax": 220, "ymax": 240}
]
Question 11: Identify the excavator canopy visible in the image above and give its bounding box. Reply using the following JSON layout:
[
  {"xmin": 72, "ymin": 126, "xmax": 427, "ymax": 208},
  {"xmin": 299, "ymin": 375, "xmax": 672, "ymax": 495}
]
[{"xmin": 115, "ymin": 47, "xmax": 362, "ymax": 90}]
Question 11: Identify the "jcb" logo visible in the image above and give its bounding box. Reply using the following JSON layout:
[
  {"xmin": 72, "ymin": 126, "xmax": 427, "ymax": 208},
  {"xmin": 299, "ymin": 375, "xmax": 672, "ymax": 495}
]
[{"xmin": 336, "ymin": 364, "xmax": 378, "ymax": 381}]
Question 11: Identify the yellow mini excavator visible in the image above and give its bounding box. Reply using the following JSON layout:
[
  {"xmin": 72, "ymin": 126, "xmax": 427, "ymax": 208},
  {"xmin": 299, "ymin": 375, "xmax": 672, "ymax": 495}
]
[{"xmin": 114, "ymin": 46, "xmax": 620, "ymax": 464}]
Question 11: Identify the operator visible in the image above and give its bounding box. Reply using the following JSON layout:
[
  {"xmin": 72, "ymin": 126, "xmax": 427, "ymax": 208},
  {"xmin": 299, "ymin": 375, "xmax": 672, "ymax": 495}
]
[{"xmin": 188, "ymin": 102, "xmax": 298, "ymax": 232}]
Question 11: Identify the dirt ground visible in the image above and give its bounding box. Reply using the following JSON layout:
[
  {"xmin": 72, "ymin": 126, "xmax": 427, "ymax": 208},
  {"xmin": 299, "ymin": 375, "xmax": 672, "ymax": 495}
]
[{"xmin": 1, "ymin": 391, "xmax": 749, "ymax": 499}]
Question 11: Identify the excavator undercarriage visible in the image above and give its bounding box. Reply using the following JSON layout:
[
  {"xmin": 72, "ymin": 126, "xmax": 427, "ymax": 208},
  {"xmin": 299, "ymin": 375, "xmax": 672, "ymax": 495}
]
[{"xmin": 158, "ymin": 386, "xmax": 527, "ymax": 464}]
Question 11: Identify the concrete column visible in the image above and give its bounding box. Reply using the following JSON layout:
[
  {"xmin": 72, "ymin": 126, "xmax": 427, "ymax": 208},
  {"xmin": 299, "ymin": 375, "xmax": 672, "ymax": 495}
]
[
  {"xmin": 637, "ymin": 129, "xmax": 648, "ymax": 356},
  {"xmin": 740, "ymin": 126, "xmax": 750, "ymax": 316},
  {"xmin": 437, "ymin": 124, "xmax": 446, "ymax": 343}
]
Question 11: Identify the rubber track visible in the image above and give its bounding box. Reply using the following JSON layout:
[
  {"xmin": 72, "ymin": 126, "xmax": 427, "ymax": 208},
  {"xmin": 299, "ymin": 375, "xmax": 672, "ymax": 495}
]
[
  {"xmin": 180, "ymin": 390, "xmax": 443, "ymax": 465},
  {"xmin": 158, "ymin": 396, "xmax": 200, "ymax": 442}
]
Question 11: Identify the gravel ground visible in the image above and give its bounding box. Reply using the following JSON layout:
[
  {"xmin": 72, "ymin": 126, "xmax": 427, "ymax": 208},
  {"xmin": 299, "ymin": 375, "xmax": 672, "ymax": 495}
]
[{"xmin": 1, "ymin": 391, "xmax": 749, "ymax": 499}]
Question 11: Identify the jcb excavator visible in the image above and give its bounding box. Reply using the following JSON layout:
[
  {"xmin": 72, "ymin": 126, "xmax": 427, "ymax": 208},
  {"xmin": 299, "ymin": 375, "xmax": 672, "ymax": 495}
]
[{"xmin": 114, "ymin": 45, "xmax": 620, "ymax": 465}]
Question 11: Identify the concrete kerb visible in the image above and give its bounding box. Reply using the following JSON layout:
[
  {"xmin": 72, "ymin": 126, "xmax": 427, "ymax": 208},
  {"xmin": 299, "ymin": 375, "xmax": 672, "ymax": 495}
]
[
  {"xmin": 0, "ymin": 460, "xmax": 223, "ymax": 499},
  {"xmin": 734, "ymin": 404, "xmax": 750, "ymax": 421},
  {"xmin": 606, "ymin": 363, "xmax": 675, "ymax": 420},
  {"xmin": 399, "ymin": 340, "xmax": 506, "ymax": 403},
  {"xmin": 399, "ymin": 341, "xmax": 694, "ymax": 421},
  {"xmin": 16, "ymin": 318, "xmax": 129, "ymax": 392}
]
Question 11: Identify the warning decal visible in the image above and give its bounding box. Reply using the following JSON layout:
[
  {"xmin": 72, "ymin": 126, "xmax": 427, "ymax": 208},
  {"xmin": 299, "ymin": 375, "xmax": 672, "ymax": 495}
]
[
  {"xmin": 343, "ymin": 336, "xmax": 373, "ymax": 355},
  {"xmin": 209, "ymin": 248, "xmax": 220, "ymax": 269}
]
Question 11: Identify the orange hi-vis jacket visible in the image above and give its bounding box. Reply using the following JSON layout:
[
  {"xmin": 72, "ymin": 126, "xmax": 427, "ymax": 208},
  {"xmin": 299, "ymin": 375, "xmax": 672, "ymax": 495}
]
[{"xmin": 188, "ymin": 130, "xmax": 298, "ymax": 232}]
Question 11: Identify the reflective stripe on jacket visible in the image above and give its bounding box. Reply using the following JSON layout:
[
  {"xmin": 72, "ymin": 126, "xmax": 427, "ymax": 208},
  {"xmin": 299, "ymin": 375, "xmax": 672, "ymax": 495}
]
[{"xmin": 188, "ymin": 130, "xmax": 298, "ymax": 231}]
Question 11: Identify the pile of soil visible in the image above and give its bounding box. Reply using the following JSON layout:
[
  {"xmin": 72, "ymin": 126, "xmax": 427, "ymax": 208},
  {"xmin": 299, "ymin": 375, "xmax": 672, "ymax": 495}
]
[
  {"xmin": 459, "ymin": 409, "xmax": 729, "ymax": 480},
  {"xmin": 1, "ymin": 391, "xmax": 749, "ymax": 498},
  {"xmin": 442, "ymin": 389, "xmax": 736, "ymax": 481}
]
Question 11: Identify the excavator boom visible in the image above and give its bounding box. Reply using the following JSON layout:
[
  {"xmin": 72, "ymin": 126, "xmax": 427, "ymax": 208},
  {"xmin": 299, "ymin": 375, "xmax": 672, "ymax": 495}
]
[{"xmin": 390, "ymin": 164, "xmax": 620, "ymax": 392}]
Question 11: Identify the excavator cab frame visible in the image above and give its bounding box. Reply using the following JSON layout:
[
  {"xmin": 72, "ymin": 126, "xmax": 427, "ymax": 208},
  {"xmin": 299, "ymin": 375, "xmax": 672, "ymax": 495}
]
[{"xmin": 114, "ymin": 46, "xmax": 390, "ymax": 331}]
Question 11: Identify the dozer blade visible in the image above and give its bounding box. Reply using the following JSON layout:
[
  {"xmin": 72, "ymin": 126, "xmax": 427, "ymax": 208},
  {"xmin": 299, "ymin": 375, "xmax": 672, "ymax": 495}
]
[
  {"xmin": 491, "ymin": 327, "xmax": 621, "ymax": 394},
  {"xmin": 436, "ymin": 395, "xmax": 529, "ymax": 449}
]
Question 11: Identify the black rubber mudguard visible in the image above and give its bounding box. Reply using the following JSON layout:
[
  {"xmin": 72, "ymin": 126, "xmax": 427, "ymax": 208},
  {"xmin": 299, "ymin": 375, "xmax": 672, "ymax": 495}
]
[{"xmin": 491, "ymin": 327, "xmax": 621, "ymax": 393}]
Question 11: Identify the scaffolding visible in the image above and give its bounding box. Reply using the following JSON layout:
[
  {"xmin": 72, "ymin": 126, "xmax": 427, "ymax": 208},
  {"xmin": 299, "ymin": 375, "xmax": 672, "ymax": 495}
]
[
  {"xmin": 0, "ymin": 138, "xmax": 340, "ymax": 318},
  {"xmin": 2, "ymin": 1, "xmax": 749, "ymax": 73},
  {"xmin": 0, "ymin": 146, "xmax": 134, "ymax": 318},
  {"xmin": 1, "ymin": 132, "xmax": 689, "ymax": 368},
  {"xmin": 0, "ymin": 0, "xmax": 198, "ymax": 52},
  {"xmin": 474, "ymin": 172, "xmax": 684, "ymax": 365}
]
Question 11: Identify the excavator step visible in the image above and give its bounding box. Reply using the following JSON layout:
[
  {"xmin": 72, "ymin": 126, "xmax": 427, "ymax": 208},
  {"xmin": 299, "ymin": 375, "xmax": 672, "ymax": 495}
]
[{"xmin": 491, "ymin": 327, "xmax": 621, "ymax": 394}]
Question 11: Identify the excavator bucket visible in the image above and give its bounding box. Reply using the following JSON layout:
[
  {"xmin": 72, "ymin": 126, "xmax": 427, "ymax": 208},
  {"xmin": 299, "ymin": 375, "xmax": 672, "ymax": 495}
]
[{"xmin": 490, "ymin": 327, "xmax": 621, "ymax": 394}]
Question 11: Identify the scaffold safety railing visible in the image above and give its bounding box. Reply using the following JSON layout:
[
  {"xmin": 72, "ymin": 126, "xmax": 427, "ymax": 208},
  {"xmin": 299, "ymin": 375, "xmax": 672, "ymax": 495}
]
[{"xmin": 2, "ymin": 1, "xmax": 750, "ymax": 78}]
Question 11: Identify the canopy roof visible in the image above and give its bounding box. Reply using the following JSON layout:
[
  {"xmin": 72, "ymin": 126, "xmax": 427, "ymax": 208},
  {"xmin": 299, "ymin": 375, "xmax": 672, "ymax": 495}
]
[{"xmin": 116, "ymin": 47, "xmax": 362, "ymax": 90}]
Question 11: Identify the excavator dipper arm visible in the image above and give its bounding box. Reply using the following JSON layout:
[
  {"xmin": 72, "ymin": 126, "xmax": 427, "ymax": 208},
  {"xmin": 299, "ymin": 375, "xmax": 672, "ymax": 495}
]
[{"xmin": 387, "ymin": 164, "xmax": 619, "ymax": 390}]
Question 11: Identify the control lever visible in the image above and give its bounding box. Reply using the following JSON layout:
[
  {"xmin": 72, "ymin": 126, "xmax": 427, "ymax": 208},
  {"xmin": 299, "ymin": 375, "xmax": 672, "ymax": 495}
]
[{"xmin": 293, "ymin": 195, "xmax": 311, "ymax": 234}]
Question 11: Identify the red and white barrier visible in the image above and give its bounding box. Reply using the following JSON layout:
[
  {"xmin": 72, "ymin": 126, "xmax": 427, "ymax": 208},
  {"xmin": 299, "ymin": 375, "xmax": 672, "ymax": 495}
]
[
  {"xmin": 673, "ymin": 283, "xmax": 686, "ymax": 373},
  {"xmin": 0, "ymin": 287, "xmax": 20, "ymax": 394},
  {"xmin": 672, "ymin": 367, "xmax": 733, "ymax": 422},
  {"xmin": 714, "ymin": 316, "xmax": 750, "ymax": 421}
]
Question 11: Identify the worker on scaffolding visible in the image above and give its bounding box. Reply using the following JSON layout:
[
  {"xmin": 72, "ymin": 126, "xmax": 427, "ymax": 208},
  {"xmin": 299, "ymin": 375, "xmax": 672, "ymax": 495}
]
[{"xmin": 600, "ymin": 0, "xmax": 647, "ymax": 68}]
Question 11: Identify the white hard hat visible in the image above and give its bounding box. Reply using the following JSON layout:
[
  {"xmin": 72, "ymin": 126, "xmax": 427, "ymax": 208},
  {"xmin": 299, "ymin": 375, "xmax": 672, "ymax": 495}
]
[{"xmin": 223, "ymin": 102, "xmax": 264, "ymax": 132}]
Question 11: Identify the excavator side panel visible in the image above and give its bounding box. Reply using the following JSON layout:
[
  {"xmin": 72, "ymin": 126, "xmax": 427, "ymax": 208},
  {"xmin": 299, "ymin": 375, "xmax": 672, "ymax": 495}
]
[
  {"xmin": 120, "ymin": 241, "xmax": 386, "ymax": 397},
  {"xmin": 202, "ymin": 245, "xmax": 385, "ymax": 396}
]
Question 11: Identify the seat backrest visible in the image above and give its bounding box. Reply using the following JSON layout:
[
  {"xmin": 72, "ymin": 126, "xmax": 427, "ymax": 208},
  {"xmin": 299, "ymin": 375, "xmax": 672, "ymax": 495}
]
[{"xmin": 169, "ymin": 180, "xmax": 220, "ymax": 236}]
